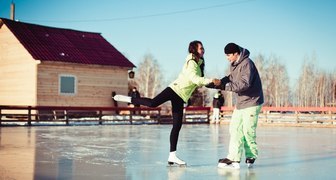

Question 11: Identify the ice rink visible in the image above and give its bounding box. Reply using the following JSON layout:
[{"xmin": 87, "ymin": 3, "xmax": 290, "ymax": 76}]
[{"xmin": 1, "ymin": 124, "xmax": 336, "ymax": 180}]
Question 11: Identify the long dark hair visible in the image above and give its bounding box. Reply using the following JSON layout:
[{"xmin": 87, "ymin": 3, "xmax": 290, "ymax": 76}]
[{"xmin": 188, "ymin": 40, "xmax": 205, "ymax": 77}]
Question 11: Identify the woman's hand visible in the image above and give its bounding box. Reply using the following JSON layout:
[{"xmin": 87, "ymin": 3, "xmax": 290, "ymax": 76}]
[{"xmin": 213, "ymin": 79, "xmax": 221, "ymax": 86}]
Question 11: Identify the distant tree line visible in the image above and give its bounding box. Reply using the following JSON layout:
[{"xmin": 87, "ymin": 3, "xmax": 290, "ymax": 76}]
[
  {"xmin": 253, "ymin": 53, "xmax": 336, "ymax": 107},
  {"xmin": 294, "ymin": 55, "xmax": 336, "ymax": 107},
  {"xmin": 131, "ymin": 53, "xmax": 336, "ymax": 108}
]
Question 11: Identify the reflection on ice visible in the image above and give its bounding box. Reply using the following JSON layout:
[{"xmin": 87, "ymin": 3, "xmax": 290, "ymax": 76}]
[{"xmin": 0, "ymin": 125, "xmax": 336, "ymax": 179}]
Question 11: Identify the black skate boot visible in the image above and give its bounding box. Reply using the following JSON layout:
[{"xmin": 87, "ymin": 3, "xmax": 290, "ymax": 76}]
[
  {"xmin": 218, "ymin": 158, "xmax": 240, "ymax": 169},
  {"xmin": 245, "ymin": 157, "xmax": 255, "ymax": 168}
]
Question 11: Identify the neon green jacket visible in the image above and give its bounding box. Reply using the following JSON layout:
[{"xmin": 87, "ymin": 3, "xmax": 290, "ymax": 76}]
[{"xmin": 169, "ymin": 53, "xmax": 212, "ymax": 102}]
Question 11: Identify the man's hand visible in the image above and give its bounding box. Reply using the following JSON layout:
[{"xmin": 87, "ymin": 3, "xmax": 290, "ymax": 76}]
[
  {"xmin": 221, "ymin": 76, "xmax": 230, "ymax": 84},
  {"xmin": 213, "ymin": 79, "xmax": 221, "ymax": 86},
  {"xmin": 205, "ymin": 77, "xmax": 230, "ymax": 90}
]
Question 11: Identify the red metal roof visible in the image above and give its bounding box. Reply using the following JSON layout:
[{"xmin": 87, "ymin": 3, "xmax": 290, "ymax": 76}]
[{"xmin": 1, "ymin": 18, "xmax": 135, "ymax": 68}]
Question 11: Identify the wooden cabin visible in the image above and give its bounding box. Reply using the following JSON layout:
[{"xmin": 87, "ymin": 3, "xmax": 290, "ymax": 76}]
[{"xmin": 0, "ymin": 18, "xmax": 135, "ymax": 107}]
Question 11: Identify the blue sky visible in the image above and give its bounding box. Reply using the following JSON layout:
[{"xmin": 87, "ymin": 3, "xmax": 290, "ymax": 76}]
[{"xmin": 1, "ymin": 0, "xmax": 335, "ymax": 87}]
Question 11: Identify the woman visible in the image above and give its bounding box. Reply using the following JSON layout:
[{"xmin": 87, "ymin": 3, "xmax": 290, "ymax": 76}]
[{"xmin": 114, "ymin": 40, "xmax": 220, "ymax": 165}]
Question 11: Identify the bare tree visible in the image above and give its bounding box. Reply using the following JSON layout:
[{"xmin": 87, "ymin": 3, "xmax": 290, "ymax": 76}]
[
  {"xmin": 295, "ymin": 54, "xmax": 317, "ymax": 107},
  {"xmin": 293, "ymin": 53, "xmax": 336, "ymax": 107},
  {"xmin": 332, "ymin": 71, "xmax": 336, "ymax": 106},
  {"xmin": 254, "ymin": 53, "xmax": 290, "ymax": 107},
  {"xmin": 134, "ymin": 53, "xmax": 163, "ymax": 98},
  {"xmin": 312, "ymin": 70, "xmax": 336, "ymax": 107},
  {"xmin": 316, "ymin": 71, "xmax": 326, "ymax": 107},
  {"xmin": 254, "ymin": 54, "xmax": 269, "ymax": 105},
  {"xmin": 321, "ymin": 71, "xmax": 336, "ymax": 107}
]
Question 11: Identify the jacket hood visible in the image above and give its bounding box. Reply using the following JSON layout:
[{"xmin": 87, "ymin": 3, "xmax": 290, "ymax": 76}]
[
  {"xmin": 186, "ymin": 53, "xmax": 203, "ymax": 65},
  {"xmin": 232, "ymin": 47, "xmax": 250, "ymax": 66}
]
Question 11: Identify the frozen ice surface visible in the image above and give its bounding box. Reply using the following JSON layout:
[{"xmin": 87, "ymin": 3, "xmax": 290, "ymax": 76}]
[{"xmin": 0, "ymin": 125, "xmax": 336, "ymax": 180}]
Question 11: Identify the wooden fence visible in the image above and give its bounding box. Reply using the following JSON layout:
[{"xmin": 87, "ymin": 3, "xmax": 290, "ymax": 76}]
[
  {"xmin": 220, "ymin": 106, "xmax": 336, "ymax": 126},
  {"xmin": 1, "ymin": 105, "xmax": 335, "ymax": 126},
  {"xmin": 0, "ymin": 105, "xmax": 162, "ymax": 126},
  {"xmin": 0, "ymin": 105, "xmax": 211, "ymax": 126}
]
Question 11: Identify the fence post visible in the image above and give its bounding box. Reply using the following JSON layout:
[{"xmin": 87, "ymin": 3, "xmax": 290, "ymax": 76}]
[
  {"xmin": 99, "ymin": 110, "xmax": 102, "ymax": 125},
  {"xmin": 53, "ymin": 110, "xmax": 57, "ymax": 121},
  {"xmin": 295, "ymin": 111, "xmax": 299, "ymax": 123},
  {"xmin": 28, "ymin": 106, "xmax": 32, "ymax": 126},
  {"xmin": 129, "ymin": 112, "xmax": 133, "ymax": 124},
  {"xmin": 65, "ymin": 110, "xmax": 69, "ymax": 125},
  {"xmin": 207, "ymin": 109, "xmax": 210, "ymax": 123},
  {"xmin": 329, "ymin": 110, "xmax": 333, "ymax": 124},
  {"xmin": 157, "ymin": 109, "xmax": 161, "ymax": 124},
  {"xmin": 264, "ymin": 110, "xmax": 268, "ymax": 123},
  {"xmin": 0, "ymin": 107, "xmax": 2, "ymax": 126}
]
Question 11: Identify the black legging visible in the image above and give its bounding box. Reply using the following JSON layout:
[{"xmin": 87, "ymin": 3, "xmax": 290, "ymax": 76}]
[{"xmin": 132, "ymin": 87, "xmax": 184, "ymax": 152}]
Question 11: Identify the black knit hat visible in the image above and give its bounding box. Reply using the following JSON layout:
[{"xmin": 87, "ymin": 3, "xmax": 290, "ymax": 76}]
[{"xmin": 224, "ymin": 43, "xmax": 240, "ymax": 54}]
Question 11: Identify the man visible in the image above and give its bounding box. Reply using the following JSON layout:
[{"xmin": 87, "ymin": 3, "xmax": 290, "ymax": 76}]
[
  {"xmin": 217, "ymin": 90, "xmax": 224, "ymax": 112},
  {"xmin": 207, "ymin": 43, "xmax": 264, "ymax": 169},
  {"xmin": 212, "ymin": 91, "xmax": 224, "ymax": 124},
  {"xmin": 128, "ymin": 87, "xmax": 141, "ymax": 114},
  {"xmin": 212, "ymin": 92, "xmax": 220, "ymax": 123}
]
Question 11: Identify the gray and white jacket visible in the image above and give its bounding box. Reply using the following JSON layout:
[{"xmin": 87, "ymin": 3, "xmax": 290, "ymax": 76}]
[{"xmin": 225, "ymin": 47, "xmax": 264, "ymax": 109}]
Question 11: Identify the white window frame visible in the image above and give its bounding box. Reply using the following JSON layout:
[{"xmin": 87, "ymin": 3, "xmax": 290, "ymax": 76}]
[{"xmin": 59, "ymin": 74, "xmax": 77, "ymax": 95}]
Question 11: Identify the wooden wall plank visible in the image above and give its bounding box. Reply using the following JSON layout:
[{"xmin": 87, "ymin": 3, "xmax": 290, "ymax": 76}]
[
  {"xmin": 0, "ymin": 24, "xmax": 38, "ymax": 106},
  {"xmin": 37, "ymin": 62, "xmax": 130, "ymax": 107}
]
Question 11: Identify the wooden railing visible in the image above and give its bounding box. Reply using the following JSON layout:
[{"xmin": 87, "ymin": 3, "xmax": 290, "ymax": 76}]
[
  {"xmin": 184, "ymin": 106, "xmax": 211, "ymax": 123},
  {"xmin": 0, "ymin": 105, "xmax": 161, "ymax": 126},
  {"xmin": 0, "ymin": 105, "xmax": 211, "ymax": 126},
  {"xmin": 1, "ymin": 105, "xmax": 335, "ymax": 126},
  {"xmin": 220, "ymin": 106, "xmax": 336, "ymax": 125}
]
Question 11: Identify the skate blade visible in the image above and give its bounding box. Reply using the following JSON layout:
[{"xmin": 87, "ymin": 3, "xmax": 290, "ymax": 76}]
[
  {"xmin": 168, "ymin": 161, "xmax": 187, "ymax": 167},
  {"xmin": 218, "ymin": 163, "xmax": 240, "ymax": 169},
  {"xmin": 247, "ymin": 163, "xmax": 253, "ymax": 168}
]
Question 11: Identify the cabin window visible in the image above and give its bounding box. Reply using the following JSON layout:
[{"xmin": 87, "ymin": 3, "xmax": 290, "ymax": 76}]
[{"xmin": 59, "ymin": 75, "xmax": 76, "ymax": 95}]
